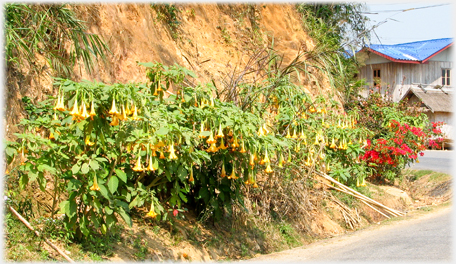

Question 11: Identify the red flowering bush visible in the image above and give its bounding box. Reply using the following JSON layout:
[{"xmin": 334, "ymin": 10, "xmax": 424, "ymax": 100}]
[{"xmin": 360, "ymin": 119, "xmax": 443, "ymax": 181}]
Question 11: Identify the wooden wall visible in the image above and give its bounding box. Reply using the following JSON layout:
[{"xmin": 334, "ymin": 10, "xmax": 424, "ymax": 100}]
[{"xmin": 359, "ymin": 61, "xmax": 453, "ymax": 101}]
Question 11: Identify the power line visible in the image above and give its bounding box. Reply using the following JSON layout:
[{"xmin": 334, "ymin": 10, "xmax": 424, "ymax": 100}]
[{"xmin": 362, "ymin": 3, "xmax": 450, "ymax": 14}]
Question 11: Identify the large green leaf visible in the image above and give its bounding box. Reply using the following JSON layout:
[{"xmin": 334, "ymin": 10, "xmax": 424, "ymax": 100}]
[{"xmin": 108, "ymin": 176, "xmax": 119, "ymax": 194}]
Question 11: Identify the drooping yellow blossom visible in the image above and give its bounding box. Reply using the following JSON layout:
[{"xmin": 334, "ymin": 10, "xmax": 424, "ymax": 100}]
[
  {"xmin": 133, "ymin": 155, "xmax": 144, "ymax": 172},
  {"xmin": 265, "ymin": 163, "xmax": 273, "ymax": 173},
  {"xmin": 198, "ymin": 122, "xmax": 206, "ymax": 139},
  {"xmin": 218, "ymin": 137, "xmax": 227, "ymax": 150},
  {"xmin": 258, "ymin": 126, "xmax": 265, "ymax": 137},
  {"xmin": 319, "ymin": 152, "xmax": 325, "ymax": 160},
  {"xmin": 89, "ymin": 101, "xmax": 96, "ymax": 119},
  {"xmin": 53, "ymin": 94, "xmax": 65, "ymax": 111},
  {"xmin": 291, "ymin": 129, "xmax": 298, "ymax": 139},
  {"xmin": 286, "ymin": 129, "xmax": 292, "ymax": 139},
  {"xmin": 220, "ymin": 163, "xmax": 227, "ymax": 178},
  {"xmin": 168, "ymin": 143, "xmax": 178, "ymax": 160},
  {"xmin": 299, "ymin": 130, "xmax": 306, "ymax": 140},
  {"xmin": 189, "ymin": 166, "xmax": 194, "ymax": 182},
  {"xmin": 109, "ymin": 98, "xmax": 119, "ymax": 116},
  {"xmin": 279, "ymin": 153, "xmax": 285, "ymax": 167},
  {"xmin": 20, "ymin": 147, "xmax": 27, "ymax": 165},
  {"xmin": 146, "ymin": 155, "xmax": 155, "ymax": 171},
  {"xmin": 330, "ymin": 138, "xmax": 337, "ymax": 149},
  {"xmin": 304, "ymin": 156, "xmax": 311, "ymax": 166},
  {"xmin": 314, "ymin": 136, "xmax": 319, "ymax": 146},
  {"xmin": 146, "ymin": 202, "xmax": 157, "ymax": 218},
  {"xmin": 85, "ymin": 136, "xmax": 95, "ymax": 146},
  {"xmin": 69, "ymin": 96, "xmax": 80, "ymax": 118},
  {"xmin": 110, "ymin": 116, "xmax": 119, "ymax": 126},
  {"xmin": 206, "ymin": 131, "xmax": 216, "ymax": 144},
  {"xmin": 216, "ymin": 123, "xmax": 224, "ymax": 138},
  {"xmin": 131, "ymin": 104, "xmax": 140, "ymax": 121},
  {"xmin": 262, "ymin": 123, "xmax": 270, "ymax": 134},
  {"xmin": 252, "ymin": 182, "xmax": 259, "ymax": 188},
  {"xmin": 80, "ymin": 102, "xmax": 90, "ymax": 119},
  {"xmin": 360, "ymin": 178, "xmax": 367, "ymax": 187},
  {"xmin": 228, "ymin": 166, "xmax": 238, "ymax": 180},
  {"xmin": 49, "ymin": 132, "xmax": 55, "ymax": 140},
  {"xmin": 159, "ymin": 151, "xmax": 165, "ymax": 159},
  {"xmin": 326, "ymin": 163, "xmax": 331, "ymax": 172},
  {"xmin": 261, "ymin": 150, "xmax": 270, "ymax": 164},
  {"xmin": 239, "ymin": 141, "xmax": 246, "ymax": 153},
  {"xmin": 90, "ymin": 175, "xmax": 100, "ymax": 191},
  {"xmin": 206, "ymin": 143, "xmax": 218, "ymax": 153},
  {"xmin": 249, "ymin": 153, "xmax": 255, "ymax": 168}
]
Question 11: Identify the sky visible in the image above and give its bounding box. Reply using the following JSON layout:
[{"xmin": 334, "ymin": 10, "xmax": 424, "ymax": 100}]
[{"xmin": 362, "ymin": 1, "xmax": 454, "ymax": 45}]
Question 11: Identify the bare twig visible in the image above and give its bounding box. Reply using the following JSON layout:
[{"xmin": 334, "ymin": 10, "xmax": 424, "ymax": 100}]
[{"xmin": 8, "ymin": 206, "xmax": 75, "ymax": 262}]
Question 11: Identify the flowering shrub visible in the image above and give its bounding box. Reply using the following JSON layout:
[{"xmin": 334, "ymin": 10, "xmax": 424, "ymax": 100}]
[{"xmin": 359, "ymin": 113, "xmax": 443, "ymax": 182}]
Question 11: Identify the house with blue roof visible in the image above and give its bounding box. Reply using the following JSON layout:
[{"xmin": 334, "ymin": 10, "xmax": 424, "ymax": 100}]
[{"xmin": 355, "ymin": 38, "xmax": 453, "ymax": 102}]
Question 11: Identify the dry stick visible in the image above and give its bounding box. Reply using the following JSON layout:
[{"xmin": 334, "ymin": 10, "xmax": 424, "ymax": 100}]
[
  {"xmin": 336, "ymin": 182, "xmax": 403, "ymax": 217},
  {"xmin": 313, "ymin": 169, "xmax": 405, "ymax": 217},
  {"xmin": 8, "ymin": 206, "xmax": 75, "ymax": 263},
  {"xmin": 360, "ymin": 200, "xmax": 391, "ymax": 219}
]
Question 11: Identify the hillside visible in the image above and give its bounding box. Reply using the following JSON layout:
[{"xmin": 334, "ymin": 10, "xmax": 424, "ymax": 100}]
[{"xmin": 5, "ymin": 3, "xmax": 337, "ymax": 140}]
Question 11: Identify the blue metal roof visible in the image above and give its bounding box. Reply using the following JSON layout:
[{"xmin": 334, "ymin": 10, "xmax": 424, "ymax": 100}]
[{"xmin": 365, "ymin": 38, "xmax": 453, "ymax": 62}]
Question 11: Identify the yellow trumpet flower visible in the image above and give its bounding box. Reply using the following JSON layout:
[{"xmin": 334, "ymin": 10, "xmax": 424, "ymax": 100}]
[
  {"xmin": 299, "ymin": 131, "xmax": 306, "ymax": 140},
  {"xmin": 133, "ymin": 155, "xmax": 144, "ymax": 172},
  {"xmin": 159, "ymin": 150, "xmax": 165, "ymax": 159},
  {"xmin": 220, "ymin": 163, "xmax": 227, "ymax": 178},
  {"xmin": 69, "ymin": 96, "xmax": 80, "ymax": 117},
  {"xmin": 252, "ymin": 182, "xmax": 259, "ymax": 188},
  {"xmin": 110, "ymin": 116, "xmax": 119, "ymax": 126},
  {"xmin": 330, "ymin": 138, "xmax": 336, "ymax": 149},
  {"xmin": 80, "ymin": 102, "xmax": 90, "ymax": 119},
  {"xmin": 189, "ymin": 167, "xmax": 194, "ymax": 182},
  {"xmin": 90, "ymin": 176, "xmax": 100, "ymax": 191},
  {"xmin": 146, "ymin": 155, "xmax": 155, "ymax": 171},
  {"xmin": 216, "ymin": 124, "xmax": 224, "ymax": 138},
  {"xmin": 53, "ymin": 94, "xmax": 65, "ymax": 111},
  {"xmin": 206, "ymin": 143, "xmax": 218, "ymax": 153},
  {"xmin": 314, "ymin": 136, "xmax": 319, "ymax": 146},
  {"xmin": 249, "ymin": 153, "xmax": 255, "ymax": 168},
  {"xmin": 218, "ymin": 137, "xmax": 227, "ymax": 150},
  {"xmin": 49, "ymin": 132, "xmax": 55, "ymax": 140},
  {"xmin": 109, "ymin": 98, "xmax": 119, "ymax": 116},
  {"xmin": 265, "ymin": 163, "xmax": 273, "ymax": 173},
  {"xmin": 228, "ymin": 166, "xmax": 238, "ymax": 180},
  {"xmin": 239, "ymin": 141, "xmax": 246, "ymax": 153},
  {"xmin": 85, "ymin": 136, "xmax": 95, "ymax": 146},
  {"xmin": 327, "ymin": 163, "xmax": 331, "ymax": 172},
  {"xmin": 168, "ymin": 144, "xmax": 178, "ymax": 160},
  {"xmin": 262, "ymin": 123, "xmax": 269, "ymax": 134},
  {"xmin": 305, "ymin": 156, "xmax": 311, "ymax": 166},
  {"xmin": 258, "ymin": 126, "xmax": 265, "ymax": 137},
  {"xmin": 146, "ymin": 203, "xmax": 157, "ymax": 218},
  {"xmin": 261, "ymin": 150, "xmax": 270, "ymax": 164},
  {"xmin": 286, "ymin": 129, "xmax": 292, "ymax": 139},
  {"xmin": 291, "ymin": 129, "xmax": 298, "ymax": 139},
  {"xmin": 132, "ymin": 104, "xmax": 140, "ymax": 121},
  {"xmin": 89, "ymin": 101, "xmax": 96, "ymax": 119},
  {"xmin": 198, "ymin": 122, "xmax": 206, "ymax": 139},
  {"xmin": 206, "ymin": 131, "xmax": 216, "ymax": 144}
]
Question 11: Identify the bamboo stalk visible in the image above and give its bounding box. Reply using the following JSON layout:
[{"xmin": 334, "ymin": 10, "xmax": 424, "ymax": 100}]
[
  {"xmin": 360, "ymin": 200, "xmax": 391, "ymax": 219},
  {"xmin": 8, "ymin": 206, "xmax": 75, "ymax": 263},
  {"xmin": 313, "ymin": 169, "xmax": 405, "ymax": 216}
]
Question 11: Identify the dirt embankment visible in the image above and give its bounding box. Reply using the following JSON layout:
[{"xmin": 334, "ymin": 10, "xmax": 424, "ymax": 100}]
[{"xmin": 5, "ymin": 3, "xmax": 335, "ymax": 141}]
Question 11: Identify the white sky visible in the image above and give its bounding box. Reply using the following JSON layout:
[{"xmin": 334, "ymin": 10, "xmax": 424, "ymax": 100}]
[{"xmin": 363, "ymin": 1, "xmax": 454, "ymax": 44}]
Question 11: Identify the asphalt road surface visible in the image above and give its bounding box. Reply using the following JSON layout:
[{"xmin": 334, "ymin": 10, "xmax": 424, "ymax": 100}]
[
  {"xmin": 408, "ymin": 150, "xmax": 453, "ymax": 175},
  {"xmin": 246, "ymin": 206, "xmax": 452, "ymax": 262}
]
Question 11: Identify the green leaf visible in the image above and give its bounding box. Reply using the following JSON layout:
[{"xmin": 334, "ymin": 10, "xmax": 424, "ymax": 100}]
[
  {"xmin": 156, "ymin": 127, "xmax": 169, "ymax": 136},
  {"xmin": 177, "ymin": 165, "xmax": 187, "ymax": 181},
  {"xmin": 71, "ymin": 164, "xmax": 80, "ymax": 174},
  {"xmin": 118, "ymin": 208, "xmax": 132, "ymax": 227},
  {"xmin": 19, "ymin": 174, "xmax": 29, "ymax": 189},
  {"xmin": 89, "ymin": 159, "xmax": 99, "ymax": 171},
  {"xmin": 105, "ymin": 214, "xmax": 117, "ymax": 229},
  {"xmin": 108, "ymin": 176, "xmax": 119, "ymax": 194},
  {"xmin": 105, "ymin": 206, "xmax": 114, "ymax": 215},
  {"xmin": 115, "ymin": 169, "xmax": 127, "ymax": 183},
  {"xmin": 81, "ymin": 163, "xmax": 90, "ymax": 174},
  {"xmin": 98, "ymin": 184, "xmax": 110, "ymax": 199}
]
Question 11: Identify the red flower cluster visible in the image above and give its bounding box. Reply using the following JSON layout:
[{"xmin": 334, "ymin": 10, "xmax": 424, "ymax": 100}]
[{"xmin": 361, "ymin": 120, "xmax": 436, "ymax": 174}]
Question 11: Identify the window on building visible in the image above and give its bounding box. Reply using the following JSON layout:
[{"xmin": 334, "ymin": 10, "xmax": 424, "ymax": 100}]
[
  {"xmin": 373, "ymin": 69, "xmax": 381, "ymax": 86},
  {"xmin": 442, "ymin": 69, "xmax": 451, "ymax": 86}
]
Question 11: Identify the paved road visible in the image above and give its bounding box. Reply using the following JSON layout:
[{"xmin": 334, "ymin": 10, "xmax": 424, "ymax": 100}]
[
  {"xmin": 408, "ymin": 150, "xmax": 453, "ymax": 175},
  {"xmin": 246, "ymin": 206, "xmax": 452, "ymax": 262}
]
